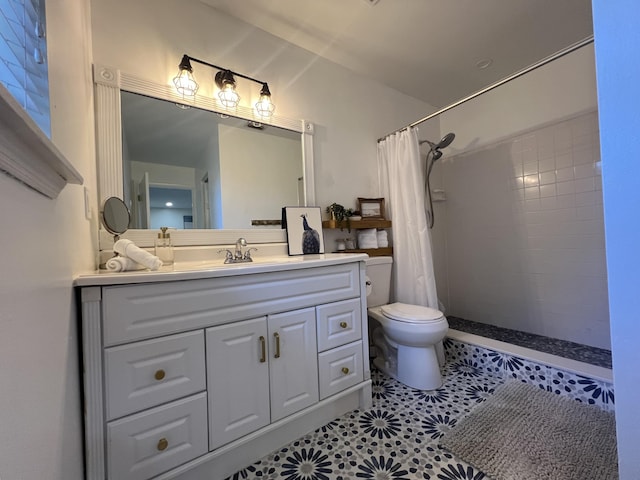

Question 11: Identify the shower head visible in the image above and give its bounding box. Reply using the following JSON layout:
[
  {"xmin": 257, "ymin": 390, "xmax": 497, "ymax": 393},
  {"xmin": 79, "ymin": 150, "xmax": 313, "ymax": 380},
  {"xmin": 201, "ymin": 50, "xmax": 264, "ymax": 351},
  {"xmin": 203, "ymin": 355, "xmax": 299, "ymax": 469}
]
[
  {"xmin": 436, "ymin": 132, "xmax": 455, "ymax": 149},
  {"xmin": 419, "ymin": 132, "xmax": 456, "ymax": 154}
]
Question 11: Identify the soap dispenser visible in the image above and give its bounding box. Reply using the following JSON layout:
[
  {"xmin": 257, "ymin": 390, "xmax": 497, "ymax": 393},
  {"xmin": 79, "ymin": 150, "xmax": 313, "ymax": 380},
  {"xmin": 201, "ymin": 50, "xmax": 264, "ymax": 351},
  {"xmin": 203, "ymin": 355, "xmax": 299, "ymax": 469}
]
[{"xmin": 155, "ymin": 226, "xmax": 174, "ymax": 266}]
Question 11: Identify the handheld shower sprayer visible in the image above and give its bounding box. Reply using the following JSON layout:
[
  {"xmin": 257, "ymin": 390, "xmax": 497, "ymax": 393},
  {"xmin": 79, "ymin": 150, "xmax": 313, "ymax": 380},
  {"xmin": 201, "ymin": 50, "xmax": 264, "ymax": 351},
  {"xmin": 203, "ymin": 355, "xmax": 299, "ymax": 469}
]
[{"xmin": 420, "ymin": 132, "xmax": 456, "ymax": 228}]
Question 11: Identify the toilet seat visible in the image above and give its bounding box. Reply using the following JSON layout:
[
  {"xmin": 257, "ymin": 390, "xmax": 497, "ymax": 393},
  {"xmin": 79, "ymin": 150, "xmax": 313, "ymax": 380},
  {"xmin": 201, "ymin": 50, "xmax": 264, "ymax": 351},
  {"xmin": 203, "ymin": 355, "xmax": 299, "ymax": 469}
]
[{"xmin": 380, "ymin": 302, "xmax": 444, "ymax": 324}]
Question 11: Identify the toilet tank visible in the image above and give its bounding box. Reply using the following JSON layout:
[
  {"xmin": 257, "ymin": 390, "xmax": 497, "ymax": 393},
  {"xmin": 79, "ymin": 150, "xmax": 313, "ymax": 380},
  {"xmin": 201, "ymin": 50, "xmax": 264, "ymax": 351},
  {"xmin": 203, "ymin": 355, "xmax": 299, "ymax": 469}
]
[{"xmin": 365, "ymin": 256, "xmax": 393, "ymax": 307}]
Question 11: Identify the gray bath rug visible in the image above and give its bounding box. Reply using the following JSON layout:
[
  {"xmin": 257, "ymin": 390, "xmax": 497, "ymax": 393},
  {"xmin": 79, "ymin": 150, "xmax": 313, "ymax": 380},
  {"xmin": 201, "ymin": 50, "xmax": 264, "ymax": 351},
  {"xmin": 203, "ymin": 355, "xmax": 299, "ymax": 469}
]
[{"xmin": 439, "ymin": 380, "xmax": 618, "ymax": 480}]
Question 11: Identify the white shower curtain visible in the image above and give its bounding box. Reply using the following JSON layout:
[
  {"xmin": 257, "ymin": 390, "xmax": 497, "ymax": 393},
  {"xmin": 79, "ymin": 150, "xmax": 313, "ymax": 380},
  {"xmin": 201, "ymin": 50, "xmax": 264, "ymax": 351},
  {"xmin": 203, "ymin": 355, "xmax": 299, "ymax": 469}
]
[{"xmin": 378, "ymin": 128, "xmax": 439, "ymax": 308}]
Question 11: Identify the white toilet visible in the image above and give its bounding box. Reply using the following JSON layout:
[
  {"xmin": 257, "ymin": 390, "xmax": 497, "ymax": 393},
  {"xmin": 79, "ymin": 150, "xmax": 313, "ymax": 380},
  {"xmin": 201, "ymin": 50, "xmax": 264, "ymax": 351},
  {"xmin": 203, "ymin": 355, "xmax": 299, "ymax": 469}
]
[{"xmin": 366, "ymin": 256, "xmax": 449, "ymax": 390}]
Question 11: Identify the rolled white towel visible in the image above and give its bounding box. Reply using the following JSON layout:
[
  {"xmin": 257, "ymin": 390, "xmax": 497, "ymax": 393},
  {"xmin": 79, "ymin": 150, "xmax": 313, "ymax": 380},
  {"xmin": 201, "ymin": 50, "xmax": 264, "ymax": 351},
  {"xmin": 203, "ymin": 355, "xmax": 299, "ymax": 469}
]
[
  {"xmin": 113, "ymin": 239, "xmax": 162, "ymax": 271},
  {"xmin": 357, "ymin": 228, "xmax": 378, "ymax": 249},
  {"xmin": 377, "ymin": 230, "xmax": 389, "ymax": 248},
  {"xmin": 106, "ymin": 256, "xmax": 146, "ymax": 272}
]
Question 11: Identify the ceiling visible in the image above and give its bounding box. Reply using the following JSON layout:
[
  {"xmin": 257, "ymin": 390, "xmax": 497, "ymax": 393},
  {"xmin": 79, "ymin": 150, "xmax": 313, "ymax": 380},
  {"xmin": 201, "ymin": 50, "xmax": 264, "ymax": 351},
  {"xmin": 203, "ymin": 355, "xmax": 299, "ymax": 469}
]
[{"xmin": 199, "ymin": 0, "xmax": 594, "ymax": 108}]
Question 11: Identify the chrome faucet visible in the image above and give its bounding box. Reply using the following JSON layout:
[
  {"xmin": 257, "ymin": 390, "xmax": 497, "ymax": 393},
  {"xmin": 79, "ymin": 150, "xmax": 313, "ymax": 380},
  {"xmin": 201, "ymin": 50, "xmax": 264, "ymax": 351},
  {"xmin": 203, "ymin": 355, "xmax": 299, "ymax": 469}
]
[
  {"xmin": 218, "ymin": 238, "xmax": 257, "ymax": 264},
  {"xmin": 235, "ymin": 237, "xmax": 247, "ymax": 260}
]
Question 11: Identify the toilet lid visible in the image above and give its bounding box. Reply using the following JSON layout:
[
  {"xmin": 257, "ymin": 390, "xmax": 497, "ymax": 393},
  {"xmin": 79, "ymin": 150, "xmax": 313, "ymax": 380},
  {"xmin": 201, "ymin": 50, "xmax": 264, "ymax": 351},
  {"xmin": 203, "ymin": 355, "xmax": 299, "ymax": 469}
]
[{"xmin": 381, "ymin": 302, "xmax": 444, "ymax": 323}]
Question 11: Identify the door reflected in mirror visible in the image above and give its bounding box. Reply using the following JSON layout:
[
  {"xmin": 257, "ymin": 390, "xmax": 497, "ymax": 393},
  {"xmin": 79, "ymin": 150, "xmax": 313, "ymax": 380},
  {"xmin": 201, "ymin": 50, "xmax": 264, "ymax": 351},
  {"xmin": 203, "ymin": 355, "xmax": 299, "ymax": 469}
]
[{"xmin": 121, "ymin": 91, "xmax": 304, "ymax": 230}]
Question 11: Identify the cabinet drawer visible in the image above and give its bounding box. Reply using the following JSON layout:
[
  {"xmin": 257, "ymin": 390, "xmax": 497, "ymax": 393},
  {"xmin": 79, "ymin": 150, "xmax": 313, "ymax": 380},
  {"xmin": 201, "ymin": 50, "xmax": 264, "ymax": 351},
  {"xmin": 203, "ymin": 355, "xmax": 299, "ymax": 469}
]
[
  {"xmin": 316, "ymin": 298, "xmax": 362, "ymax": 352},
  {"xmin": 103, "ymin": 263, "xmax": 360, "ymax": 345},
  {"xmin": 107, "ymin": 393, "xmax": 208, "ymax": 480},
  {"xmin": 318, "ymin": 341, "xmax": 364, "ymax": 400},
  {"xmin": 105, "ymin": 331, "xmax": 205, "ymax": 420}
]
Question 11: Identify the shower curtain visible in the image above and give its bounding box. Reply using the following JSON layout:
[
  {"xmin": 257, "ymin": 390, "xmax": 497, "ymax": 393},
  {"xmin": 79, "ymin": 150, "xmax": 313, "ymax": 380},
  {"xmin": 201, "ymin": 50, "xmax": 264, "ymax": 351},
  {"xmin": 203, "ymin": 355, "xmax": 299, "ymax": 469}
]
[{"xmin": 378, "ymin": 128, "xmax": 439, "ymax": 308}]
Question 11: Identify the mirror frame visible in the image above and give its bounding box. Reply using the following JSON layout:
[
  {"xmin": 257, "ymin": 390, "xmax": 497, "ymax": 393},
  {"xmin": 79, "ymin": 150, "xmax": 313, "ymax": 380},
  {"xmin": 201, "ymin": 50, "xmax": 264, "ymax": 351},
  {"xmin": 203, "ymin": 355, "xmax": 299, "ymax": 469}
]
[{"xmin": 93, "ymin": 64, "xmax": 315, "ymax": 248}]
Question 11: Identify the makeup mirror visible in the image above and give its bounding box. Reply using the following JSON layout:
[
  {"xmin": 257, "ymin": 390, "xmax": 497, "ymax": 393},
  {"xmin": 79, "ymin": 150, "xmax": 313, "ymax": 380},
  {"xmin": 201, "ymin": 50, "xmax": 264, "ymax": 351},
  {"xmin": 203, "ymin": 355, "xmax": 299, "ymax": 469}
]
[{"xmin": 101, "ymin": 196, "xmax": 131, "ymax": 238}]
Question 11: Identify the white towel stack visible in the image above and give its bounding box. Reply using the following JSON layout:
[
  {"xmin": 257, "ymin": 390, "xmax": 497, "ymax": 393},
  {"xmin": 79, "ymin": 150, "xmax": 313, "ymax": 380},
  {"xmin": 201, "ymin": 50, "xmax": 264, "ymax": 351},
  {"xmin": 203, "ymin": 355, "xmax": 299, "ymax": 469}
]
[
  {"xmin": 376, "ymin": 230, "xmax": 389, "ymax": 248},
  {"xmin": 357, "ymin": 228, "xmax": 379, "ymax": 249},
  {"xmin": 112, "ymin": 239, "xmax": 163, "ymax": 271},
  {"xmin": 105, "ymin": 256, "xmax": 147, "ymax": 272}
]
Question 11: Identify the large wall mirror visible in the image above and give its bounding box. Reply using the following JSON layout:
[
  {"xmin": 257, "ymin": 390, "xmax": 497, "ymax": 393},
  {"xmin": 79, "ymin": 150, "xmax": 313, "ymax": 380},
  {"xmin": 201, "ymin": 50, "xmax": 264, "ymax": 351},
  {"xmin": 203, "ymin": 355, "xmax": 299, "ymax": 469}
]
[{"xmin": 93, "ymin": 65, "xmax": 315, "ymax": 246}]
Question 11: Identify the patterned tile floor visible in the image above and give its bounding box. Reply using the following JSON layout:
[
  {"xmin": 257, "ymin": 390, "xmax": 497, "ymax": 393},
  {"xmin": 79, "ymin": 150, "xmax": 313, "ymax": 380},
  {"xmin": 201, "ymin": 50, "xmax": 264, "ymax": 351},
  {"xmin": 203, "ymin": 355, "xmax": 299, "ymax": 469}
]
[
  {"xmin": 227, "ymin": 361, "xmax": 503, "ymax": 480},
  {"xmin": 447, "ymin": 316, "xmax": 612, "ymax": 369}
]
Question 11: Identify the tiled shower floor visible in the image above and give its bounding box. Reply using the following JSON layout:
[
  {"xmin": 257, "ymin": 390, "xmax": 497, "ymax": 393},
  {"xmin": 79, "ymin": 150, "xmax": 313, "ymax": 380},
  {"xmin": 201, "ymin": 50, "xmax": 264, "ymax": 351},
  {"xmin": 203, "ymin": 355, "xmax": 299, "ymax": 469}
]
[
  {"xmin": 227, "ymin": 362, "xmax": 503, "ymax": 480},
  {"xmin": 446, "ymin": 316, "xmax": 612, "ymax": 369}
]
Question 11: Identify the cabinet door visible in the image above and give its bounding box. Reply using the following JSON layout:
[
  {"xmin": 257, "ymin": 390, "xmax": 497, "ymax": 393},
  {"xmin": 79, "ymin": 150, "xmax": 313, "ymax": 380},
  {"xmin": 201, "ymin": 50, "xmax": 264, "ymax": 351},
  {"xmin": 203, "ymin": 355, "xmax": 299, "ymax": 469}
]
[
  {"xmin": 206, "ymin": 317, "xmax": 270, "ymax": 450},
  {"xmin": 268, "ymin": 308, "xmax": 319, "ymax": 422}
]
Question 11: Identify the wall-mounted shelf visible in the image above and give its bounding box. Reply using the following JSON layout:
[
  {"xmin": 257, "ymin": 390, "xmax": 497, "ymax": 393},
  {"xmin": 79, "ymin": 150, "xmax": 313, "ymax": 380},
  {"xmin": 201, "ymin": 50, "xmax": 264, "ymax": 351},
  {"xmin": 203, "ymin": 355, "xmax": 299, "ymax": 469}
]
[
  {"xmin": 322, "ymin": 219, "xmax": 392, "ymax": 230},
  {"xmin": 323, "ymin": 219, "xmax": 392, "ymax": 257}
]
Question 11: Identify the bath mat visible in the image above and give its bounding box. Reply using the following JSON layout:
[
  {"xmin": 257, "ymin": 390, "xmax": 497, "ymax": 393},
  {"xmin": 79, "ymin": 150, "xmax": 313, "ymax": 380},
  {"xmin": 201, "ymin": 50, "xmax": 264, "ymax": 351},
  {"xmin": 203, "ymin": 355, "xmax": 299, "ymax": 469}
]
[{"xmin": 439, "ymin": 381, "xmax": 618, "ymax": 480}]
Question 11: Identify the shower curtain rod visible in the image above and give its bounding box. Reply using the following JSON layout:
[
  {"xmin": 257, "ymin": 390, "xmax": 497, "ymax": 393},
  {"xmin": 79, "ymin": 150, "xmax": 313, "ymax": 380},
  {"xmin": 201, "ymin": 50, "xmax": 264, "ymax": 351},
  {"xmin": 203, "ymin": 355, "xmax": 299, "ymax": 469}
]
[{"xmin": 378, "ymin": 35, "xmax": 595, "ymax": 142}]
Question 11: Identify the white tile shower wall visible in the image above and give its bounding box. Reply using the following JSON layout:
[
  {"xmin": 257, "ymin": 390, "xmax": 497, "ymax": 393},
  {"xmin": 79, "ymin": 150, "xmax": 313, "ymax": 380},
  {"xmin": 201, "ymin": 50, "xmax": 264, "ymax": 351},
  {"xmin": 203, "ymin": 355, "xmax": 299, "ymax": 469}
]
[{"xmin": 439, "ymin": 111, "xmax": 610, "ymax": 349}]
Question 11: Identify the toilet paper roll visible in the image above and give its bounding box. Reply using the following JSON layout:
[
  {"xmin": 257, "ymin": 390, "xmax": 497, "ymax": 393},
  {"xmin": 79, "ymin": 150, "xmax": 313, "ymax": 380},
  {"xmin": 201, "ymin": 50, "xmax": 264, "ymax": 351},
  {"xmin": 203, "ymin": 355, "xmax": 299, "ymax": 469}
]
[{"xmin": 365, "ymin": 276, "xmax": 373, "ymax": 296}]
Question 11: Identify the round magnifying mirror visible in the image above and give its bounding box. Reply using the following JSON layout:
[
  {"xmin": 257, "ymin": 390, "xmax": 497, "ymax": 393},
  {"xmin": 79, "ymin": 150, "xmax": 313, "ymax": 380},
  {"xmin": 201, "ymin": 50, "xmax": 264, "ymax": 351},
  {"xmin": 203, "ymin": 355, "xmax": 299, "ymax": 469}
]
[{"xmin": 101, "ymin": 197, "xmax": 131, "ymax": 236}]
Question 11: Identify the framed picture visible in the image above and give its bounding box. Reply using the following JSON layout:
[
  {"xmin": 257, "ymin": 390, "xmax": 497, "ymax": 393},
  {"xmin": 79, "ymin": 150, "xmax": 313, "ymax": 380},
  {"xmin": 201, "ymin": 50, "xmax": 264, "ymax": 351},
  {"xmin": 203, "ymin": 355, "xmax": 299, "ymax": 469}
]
[
  {"xmin": 358, "ymin": 197, "xmax": 386, "ymax": 219},
  {"xmin": 282, "ymin": 206, "xmax": 325, "ymax": 255}
]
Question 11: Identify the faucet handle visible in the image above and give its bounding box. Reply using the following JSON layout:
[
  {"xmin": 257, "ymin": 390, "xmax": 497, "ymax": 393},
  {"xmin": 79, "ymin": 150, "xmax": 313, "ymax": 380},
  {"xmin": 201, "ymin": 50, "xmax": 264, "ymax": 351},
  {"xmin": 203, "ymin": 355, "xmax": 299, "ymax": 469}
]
[
  {"xmin": 217, "ymin": 249, "xmax": 234, "ymax": 263},
  {"xmin": 243, "ymin": 247, "xmax": 258, "ymax": 260}
]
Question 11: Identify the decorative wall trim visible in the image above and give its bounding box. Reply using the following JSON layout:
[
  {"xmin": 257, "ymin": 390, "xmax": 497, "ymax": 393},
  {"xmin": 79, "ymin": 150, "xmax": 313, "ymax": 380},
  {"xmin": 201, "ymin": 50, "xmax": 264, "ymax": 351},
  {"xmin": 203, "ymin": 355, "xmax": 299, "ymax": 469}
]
[{"xmin": 0, "ymin": 83, "xmax": 83, "ymax": 198}]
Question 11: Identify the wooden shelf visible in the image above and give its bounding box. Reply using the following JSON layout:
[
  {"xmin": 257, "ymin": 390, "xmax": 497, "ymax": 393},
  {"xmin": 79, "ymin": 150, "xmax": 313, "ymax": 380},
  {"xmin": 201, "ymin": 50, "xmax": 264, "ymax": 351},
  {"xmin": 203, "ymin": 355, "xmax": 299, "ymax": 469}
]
[
  {"xmin": 322, "ymin": 219, "xmax": 392, "ymax": 230},
  {"xmin": 325, "ymin": 219, "xmax": 392, "ymax": 257}
]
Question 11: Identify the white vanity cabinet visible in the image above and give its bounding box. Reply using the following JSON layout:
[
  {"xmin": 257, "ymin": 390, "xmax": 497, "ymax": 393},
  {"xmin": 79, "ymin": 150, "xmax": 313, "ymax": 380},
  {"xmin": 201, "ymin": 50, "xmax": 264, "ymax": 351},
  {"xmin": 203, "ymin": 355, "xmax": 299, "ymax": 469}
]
[
  {"xmin": 77, "ymin": 257, "xmax": 372, "ymax": 480},
  {"xmin": 207, "ymin": 308, "xmax": 318, "ymax": 450}
]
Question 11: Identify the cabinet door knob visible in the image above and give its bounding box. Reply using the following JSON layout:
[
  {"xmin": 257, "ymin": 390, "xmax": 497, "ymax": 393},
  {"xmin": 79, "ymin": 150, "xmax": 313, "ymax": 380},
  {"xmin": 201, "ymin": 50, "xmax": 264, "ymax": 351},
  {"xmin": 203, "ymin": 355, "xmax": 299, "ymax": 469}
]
[
  {"xmin": 157, "ymin": 437, "xmax": 169, "ymax": 451},
  {"xmin": 154, "ymin": 369, "xmax": 166, "ymax": 381},
  {"xmin": 274, "ymin": 332, "xmax": 281, "ymax": 358},
  {"xmin": 339, "ymin": 321, "xmax": 348, "ymax": 329},
  {"xmin": 259, "ymin": 336, "xmax": 266, "ymax": 363},
  {"xmin": 341, "ymin": 367, "xmax": 350, "ymax": 375}
]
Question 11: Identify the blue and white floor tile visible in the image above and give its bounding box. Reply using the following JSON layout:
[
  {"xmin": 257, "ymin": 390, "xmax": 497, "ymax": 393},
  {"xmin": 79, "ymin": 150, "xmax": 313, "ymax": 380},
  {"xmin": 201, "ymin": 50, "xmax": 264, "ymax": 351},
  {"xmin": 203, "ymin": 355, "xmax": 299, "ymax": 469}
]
[{"xmin": 226, "ymin": 361, "xmax": 502, "ymax": 480}]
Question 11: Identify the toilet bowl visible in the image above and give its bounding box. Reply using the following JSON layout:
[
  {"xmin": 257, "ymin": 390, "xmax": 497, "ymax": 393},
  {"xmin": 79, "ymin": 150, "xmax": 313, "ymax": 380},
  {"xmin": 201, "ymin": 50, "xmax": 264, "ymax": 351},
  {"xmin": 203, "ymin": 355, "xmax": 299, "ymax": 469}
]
[{"xmin": 366, "ymin": 257, "xmax": 448, "ymax": 390}]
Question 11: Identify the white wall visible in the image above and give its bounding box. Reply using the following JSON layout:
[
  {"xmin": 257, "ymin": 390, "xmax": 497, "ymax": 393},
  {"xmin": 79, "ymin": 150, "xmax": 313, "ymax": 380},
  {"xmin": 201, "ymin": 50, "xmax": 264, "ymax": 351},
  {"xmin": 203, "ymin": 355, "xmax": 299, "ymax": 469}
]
[
  {"xmin": 218, "ymin": 124, "xmax": 302, "ymax": 229},
  {"xmin": 89, "ymin": 0, "xmax": 434, "ymax": 215},
  {"xmin": 593, "ymin": 0, "xmax": 640, "ymax": 476},
  {"xmin": 426, "ymin": 45, "xmax": 609, "ymax": 350},
  {"xmin": 0, "ymin": 0, "xmax": 96, "ymax": 479}
]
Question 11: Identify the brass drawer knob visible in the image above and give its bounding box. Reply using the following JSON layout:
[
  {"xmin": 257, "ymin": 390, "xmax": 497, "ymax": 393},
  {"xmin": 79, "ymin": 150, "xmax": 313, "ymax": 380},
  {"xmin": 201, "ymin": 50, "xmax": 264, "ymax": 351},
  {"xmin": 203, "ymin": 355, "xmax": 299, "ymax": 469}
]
[
  {"xmin": 339, "ymin": 321, "xmax": 348, "ymax": 329},
  {"xmin": 154, "ymin": 369, "xmax": 166, "ymax": 381},
  {"xmin": 157, "ymin": 437, "xmax": 168, "ymax": 451},
  {"xmin": 341, "ymin": 367, "xmax": 350, "ymax": 375}
]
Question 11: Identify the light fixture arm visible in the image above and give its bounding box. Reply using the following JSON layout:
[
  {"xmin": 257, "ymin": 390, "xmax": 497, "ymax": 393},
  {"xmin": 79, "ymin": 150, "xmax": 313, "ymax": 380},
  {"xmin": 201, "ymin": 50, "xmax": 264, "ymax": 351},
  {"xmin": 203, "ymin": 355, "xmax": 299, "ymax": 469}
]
[{"xmin": 183, "ymin": 54, "xmax": 268, "ymax": 89}]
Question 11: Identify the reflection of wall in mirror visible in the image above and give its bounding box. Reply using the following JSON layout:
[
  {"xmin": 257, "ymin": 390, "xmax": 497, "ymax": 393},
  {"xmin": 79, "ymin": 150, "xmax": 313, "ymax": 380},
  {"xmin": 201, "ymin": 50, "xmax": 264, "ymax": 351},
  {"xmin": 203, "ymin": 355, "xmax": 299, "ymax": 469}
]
[
  {"xmin": 129, "ymin": 161, "xmax": 203, "ymax": 228},
  {"xmin": 219, "ymin": 124, "xmax": 303, "ymax": 229}
]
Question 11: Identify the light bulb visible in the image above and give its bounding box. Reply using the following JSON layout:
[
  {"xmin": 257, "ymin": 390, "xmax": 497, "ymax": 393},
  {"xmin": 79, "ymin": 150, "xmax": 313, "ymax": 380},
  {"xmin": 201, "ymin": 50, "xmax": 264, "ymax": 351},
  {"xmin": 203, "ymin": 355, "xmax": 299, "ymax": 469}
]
[
  {"xmin": 173, "ymin": 69, "xmax": 198, "ymax": 97},
  {"xmin": 218, "ymin": 84, "xmax": 240, "ymax": 109},
  {"xmin": 255, "ymin": 94, "xmax": 275, "ymax": 118}
]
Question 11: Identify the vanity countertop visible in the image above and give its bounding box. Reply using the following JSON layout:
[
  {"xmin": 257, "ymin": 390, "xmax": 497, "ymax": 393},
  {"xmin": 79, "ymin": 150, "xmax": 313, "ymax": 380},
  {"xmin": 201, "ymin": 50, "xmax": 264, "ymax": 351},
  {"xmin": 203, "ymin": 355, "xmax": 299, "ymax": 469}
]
[{"xmin": 74, "ymin": 253, "xmax": 368, "ymax": 287}]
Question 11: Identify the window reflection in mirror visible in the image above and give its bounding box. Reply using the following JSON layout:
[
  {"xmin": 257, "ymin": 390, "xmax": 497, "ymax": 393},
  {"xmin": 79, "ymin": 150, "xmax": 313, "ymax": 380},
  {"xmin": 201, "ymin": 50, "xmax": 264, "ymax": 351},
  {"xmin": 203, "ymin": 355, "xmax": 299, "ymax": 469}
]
[{"xmin": 120, "ymin": 91, "xmax": 304, "ymax": 229}]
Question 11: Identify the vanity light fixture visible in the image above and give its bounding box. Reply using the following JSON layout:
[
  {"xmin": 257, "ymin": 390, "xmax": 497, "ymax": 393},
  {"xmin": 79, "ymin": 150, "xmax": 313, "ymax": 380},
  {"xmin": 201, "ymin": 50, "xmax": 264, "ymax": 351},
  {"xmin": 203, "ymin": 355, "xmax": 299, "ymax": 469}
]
[
  {"xmin": 173, "ymin": 55, "xmax": 199, "ymax": 97},
  {"xmin": 172, "ymin": 54, "xmax": 276, "ymax": 117}
]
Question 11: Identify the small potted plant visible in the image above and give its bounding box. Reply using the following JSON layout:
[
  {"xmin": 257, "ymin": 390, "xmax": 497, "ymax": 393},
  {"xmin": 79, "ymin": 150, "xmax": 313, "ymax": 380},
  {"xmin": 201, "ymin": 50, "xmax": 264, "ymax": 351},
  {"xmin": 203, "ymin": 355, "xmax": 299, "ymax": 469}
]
[{"xmin": 326, "ymin": 203, "xmax": 354, "ymax": 232}]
